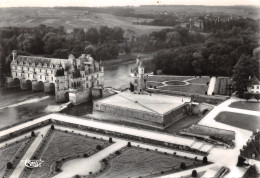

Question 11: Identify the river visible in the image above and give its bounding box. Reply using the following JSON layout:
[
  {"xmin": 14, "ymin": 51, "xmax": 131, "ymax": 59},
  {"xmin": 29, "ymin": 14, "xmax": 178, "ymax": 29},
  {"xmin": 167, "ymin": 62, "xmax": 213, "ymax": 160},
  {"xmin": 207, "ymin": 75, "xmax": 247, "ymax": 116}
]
[{"xmin": 0, "ymin": 61, "xmax": 136, "ymax": 129}]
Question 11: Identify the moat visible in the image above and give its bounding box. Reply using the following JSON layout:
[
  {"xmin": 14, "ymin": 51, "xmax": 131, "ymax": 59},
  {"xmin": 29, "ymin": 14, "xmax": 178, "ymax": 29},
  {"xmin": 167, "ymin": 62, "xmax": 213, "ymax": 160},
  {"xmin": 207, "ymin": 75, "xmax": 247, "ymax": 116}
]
[{"xmin": 0, "ymin": 61, "xmax": 136, "ymax": 129}]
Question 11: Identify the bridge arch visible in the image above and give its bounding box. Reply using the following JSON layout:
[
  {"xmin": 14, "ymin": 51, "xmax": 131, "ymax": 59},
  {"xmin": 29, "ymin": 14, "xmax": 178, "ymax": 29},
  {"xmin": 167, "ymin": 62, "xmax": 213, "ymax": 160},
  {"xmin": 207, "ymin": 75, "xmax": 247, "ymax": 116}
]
[
  {"xmin": 37, "ymin": 81, "xmax": 44, "ymax": 92},
  {"xmin": 49, "ymin": 83, "xmax": 55, "ymax": 94},
  {"xmin": 25, "ymin": 80, "xmax": 32, "ymax": 90},
  {"xmin": 202, "ymin": 109, "xmax": 209, "ymax": 115},
  {"xmin": 13, "ymin": 78, "xmax": 20, "ymax": 88}
]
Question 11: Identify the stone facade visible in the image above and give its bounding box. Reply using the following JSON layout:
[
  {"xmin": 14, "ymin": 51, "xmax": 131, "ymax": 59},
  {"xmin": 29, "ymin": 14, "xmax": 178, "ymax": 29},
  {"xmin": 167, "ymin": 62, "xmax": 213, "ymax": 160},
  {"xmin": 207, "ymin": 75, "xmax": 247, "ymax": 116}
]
[{"xmin": 9, "ymin": 50, "xmax": 104, "ymax": 105}]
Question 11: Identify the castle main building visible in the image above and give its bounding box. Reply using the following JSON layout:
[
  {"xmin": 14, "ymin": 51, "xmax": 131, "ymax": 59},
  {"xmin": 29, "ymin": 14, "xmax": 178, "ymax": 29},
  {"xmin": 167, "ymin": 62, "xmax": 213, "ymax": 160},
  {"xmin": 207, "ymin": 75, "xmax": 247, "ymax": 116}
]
[{"xmin": 8, "ymin": 50, "xmax": 104, "ymax": 105}]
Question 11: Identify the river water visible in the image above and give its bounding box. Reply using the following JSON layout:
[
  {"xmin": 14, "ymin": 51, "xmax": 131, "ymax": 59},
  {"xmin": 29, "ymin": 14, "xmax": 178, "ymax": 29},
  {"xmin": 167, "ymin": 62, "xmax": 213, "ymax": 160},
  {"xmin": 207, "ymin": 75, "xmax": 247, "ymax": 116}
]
[{"xmin": 0, "ymin": 61, "xmax": 136, "ymax": 129}]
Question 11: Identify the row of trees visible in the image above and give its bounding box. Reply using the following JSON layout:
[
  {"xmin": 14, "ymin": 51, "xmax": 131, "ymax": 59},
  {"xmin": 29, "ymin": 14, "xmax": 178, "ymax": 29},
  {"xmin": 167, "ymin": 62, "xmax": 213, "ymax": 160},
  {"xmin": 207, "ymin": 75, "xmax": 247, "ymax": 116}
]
[
  {"xmin": 0, "ymin": 25, "xmax": 127, "ymax": 75},
  {"xmin": 202, "ymin": 18, "xmax": 259, "ymax": 33}
]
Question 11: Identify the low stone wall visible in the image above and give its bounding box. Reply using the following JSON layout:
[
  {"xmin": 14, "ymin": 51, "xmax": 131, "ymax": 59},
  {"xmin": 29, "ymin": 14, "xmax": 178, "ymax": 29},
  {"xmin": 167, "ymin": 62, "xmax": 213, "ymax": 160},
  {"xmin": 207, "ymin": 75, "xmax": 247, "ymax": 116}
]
[
  {"xmin": 187, "ymin": 125, "xmax": 235, "ymax": 140},
  {"xmin": 194, "ymin": 95, "xmax": 228, "ymax": 105},
  {"xmin": 147, "ymin": 88, "xmax": 228, "ymax": 105}
]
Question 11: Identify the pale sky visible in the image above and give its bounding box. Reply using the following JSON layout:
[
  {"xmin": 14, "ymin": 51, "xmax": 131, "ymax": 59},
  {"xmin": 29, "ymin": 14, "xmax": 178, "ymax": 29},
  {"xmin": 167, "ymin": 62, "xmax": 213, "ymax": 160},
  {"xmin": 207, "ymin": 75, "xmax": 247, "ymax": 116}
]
[{"xmin": 0, "ymin": 0, "xmax": 260, "ymax": 8}]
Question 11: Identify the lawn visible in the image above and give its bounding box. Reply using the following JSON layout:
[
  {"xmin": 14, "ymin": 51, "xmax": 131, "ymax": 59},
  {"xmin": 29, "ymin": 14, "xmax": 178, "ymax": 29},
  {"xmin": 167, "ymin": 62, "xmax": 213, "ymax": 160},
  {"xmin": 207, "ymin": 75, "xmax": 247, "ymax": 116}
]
[
  {"xmin": 215, "ymin": 112, "xmax": 260, "ymax": 131},
  {"xmin": 27, "ymin": 130, "xmax": 110, "ymax": 178},
  {"xmin": 188, "ymin": 77, "xmax": 210, "ymax": 85},
  {"xmin": 159, "ymin": 84, "xmax": 208, "ymax": 95},
  {"xmin": 147, "ymin": 75, "xmax": 194, "ymax": 82},
  {"xmin": 229, "ymin": 101, "xmax": 260, "ymax": 112},
  {"xmin": 99, "ymin": 147, "xmax": 204, "ymax": 178}
]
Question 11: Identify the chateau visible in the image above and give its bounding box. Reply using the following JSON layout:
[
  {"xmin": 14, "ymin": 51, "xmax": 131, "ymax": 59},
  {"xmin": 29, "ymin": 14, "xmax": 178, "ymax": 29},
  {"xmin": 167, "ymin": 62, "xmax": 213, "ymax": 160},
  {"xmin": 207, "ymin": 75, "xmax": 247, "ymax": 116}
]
[{"xmin": 7, "ymin": 50, "xmax": 104, "ymax": 105}]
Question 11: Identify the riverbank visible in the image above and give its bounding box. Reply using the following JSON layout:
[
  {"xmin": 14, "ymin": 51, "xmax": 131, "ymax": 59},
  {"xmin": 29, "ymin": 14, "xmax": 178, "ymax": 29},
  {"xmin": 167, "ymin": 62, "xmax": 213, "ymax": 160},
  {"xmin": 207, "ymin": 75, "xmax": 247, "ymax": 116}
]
[{"xmin": 101, "ymin": 53, "xmax": 153, "ymax": 66}]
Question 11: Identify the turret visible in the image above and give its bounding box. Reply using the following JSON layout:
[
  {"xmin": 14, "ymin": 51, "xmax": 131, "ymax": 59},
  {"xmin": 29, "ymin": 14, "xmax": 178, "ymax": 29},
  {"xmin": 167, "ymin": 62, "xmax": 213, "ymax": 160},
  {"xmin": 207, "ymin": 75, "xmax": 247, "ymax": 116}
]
[{"xmin": 12, "ymin": 50, "xmax": 17, "ymax": 61}]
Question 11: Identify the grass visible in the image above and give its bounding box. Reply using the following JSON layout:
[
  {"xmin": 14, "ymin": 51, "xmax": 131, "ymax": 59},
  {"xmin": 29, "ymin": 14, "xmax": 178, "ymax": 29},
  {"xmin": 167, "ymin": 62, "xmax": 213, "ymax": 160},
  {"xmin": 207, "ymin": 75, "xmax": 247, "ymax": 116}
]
[
  {"xmin": 100, "ymin": 147, "xmax": 204, "ymax": 178},
  {"xmin": 188, "ymin": 77, "xmax": 210, "ymax": 84},
  {"xmin": 165, "ymin": 81, "xmax": 186, "ymax": 85},
  {"xmin": 229, "ymin": 101, "xmax": 260, "ymax": 111},
  {"xmin": 159, "ymin": 84, "xmax": 208, "ymax": 95},
  {"xmin": 147, "ymin": 75, "xmax": 194, "ymax": 82},
  {"xmin": 215, "ymin": 112, "xmax": 260, "ymax": 131}
]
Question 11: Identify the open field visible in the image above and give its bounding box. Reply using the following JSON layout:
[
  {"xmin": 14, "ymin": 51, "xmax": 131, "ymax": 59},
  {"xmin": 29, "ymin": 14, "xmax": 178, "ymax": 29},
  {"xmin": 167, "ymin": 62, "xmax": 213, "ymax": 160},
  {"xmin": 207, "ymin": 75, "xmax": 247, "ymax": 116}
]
[
  {"xmin": 215, "ymin": 111, "xmax": 260, "ymax": 131},
  {"xmin": 28, "ymin": 130, "xmax": 110, "ymax": 178},
  {"xmin": 0, "ymin": 7, "xmax": 171, "ymax": 37},
  {"xmin": 229, "ymin": 101, "xmax": 260, "ymax": 111},
  {"xmin": 99, "ymin": 147, "xmax": 204, "ymax": 178}
]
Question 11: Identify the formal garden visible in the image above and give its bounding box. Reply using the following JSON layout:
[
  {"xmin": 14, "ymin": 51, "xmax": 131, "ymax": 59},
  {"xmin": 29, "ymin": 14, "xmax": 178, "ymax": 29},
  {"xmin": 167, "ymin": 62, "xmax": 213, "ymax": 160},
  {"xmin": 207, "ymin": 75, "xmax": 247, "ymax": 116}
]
[
  {"xmin": 22, "ymin": 128, "xmax": 112, "ymax": 178},
  {"xmin": 215, "ymin": 111, "xmax": 260, "ymax": 131},
  {"xmin": 0, "ymin": 137, "xmax": 35, "ymax": 177},
  {"xmin": 94, "ymin": 146, "xmax": 208, "ymax": 178},
  {"xmin": 146, "ymin": 75, "xmax": 210, "ymax": 95}
]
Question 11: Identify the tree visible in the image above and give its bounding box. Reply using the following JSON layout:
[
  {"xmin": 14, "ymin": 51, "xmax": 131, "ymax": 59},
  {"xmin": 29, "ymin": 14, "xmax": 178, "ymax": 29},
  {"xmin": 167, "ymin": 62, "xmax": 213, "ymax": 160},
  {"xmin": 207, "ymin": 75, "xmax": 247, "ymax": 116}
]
[
  {"xmin": 244, "ymin": 92, "xmax": 252, "ymax": 101},
  {"xmin": 203, "ymin": 156, "xmax": 208, "ymax": 164},
  {"xmin": 31, "ymin": 131, "xmax": 35, "ymax": 137},
  {"xmin": 232, "ymin": 55, "xmax": 257, "ymax": 97},
  {"xmin": 237, "ymin": 155, "xmax": 246, "ymax": 167},
  {"xmin": 109, "ymin": 137, "xmax": 113, "ymax": 143},
  {"xmin": 192, "ymin": 170, "xmax": 198, "ymax": 177},
  {"xmin": 51, "ymin": 125, "xmax": 55, "ymax": 130},
  {"xmin": 254, "ymin": 93, "xmax": 260, "ymax": 101},
  {"xmin": 96, "ymin": 145, "xmax": 102, "ymax": 150},
  {"xmin": 127, "ymin": 142, "xmax": 131, "ymax": 147},
  {"xmin": 7, "ymin": 162, "xmax": 12, "ymax": 169},
  {"xmin": 180, "ymin": 162, "xmax": 186, "ymax": 169}
]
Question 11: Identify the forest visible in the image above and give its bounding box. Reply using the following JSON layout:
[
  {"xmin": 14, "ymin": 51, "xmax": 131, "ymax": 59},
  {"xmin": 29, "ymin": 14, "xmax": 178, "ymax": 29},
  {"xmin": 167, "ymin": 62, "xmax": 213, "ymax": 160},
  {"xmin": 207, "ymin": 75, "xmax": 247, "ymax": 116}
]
[{"xmin": 0, "ymin": 25, "xmax": 128, "ymax": 74}]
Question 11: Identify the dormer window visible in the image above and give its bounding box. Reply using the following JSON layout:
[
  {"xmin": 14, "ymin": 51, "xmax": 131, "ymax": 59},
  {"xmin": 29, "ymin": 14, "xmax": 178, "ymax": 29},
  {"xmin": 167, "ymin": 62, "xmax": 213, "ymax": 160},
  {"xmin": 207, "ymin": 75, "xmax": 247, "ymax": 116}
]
[
  {"xmin": 20, "ymin": 61, "xmax": 23, "ymax": 65},
  {"xmin": 14, "ymin": 61, "xmax": 17, "ymax": 64},
  {"xmin": 50, "ymin": 64, "xmax": 54, "ymax": 68},
  {"xmin": 38, "ymin": 63, "xmax": 42, "ymax": 67},
  {"xmin": 44, "ymin": 63, "xmax": 47, "ymax": 67},
  {"xmin": 32, "ymin": 63, "xmax": 35, "ymax": 66},
  {"xmin": 26, "ymin": 62, "xmax": 29, "ymax": 66}
]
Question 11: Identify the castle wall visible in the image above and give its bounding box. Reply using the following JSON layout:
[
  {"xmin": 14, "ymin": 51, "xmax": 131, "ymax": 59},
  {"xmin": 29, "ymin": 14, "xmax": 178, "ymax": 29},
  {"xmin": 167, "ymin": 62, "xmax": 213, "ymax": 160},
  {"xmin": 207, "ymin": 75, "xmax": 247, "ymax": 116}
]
[
  {"xmin": 92, "ymin": 87, "xmax": 103, "ymax": 100},
  {"xmin": 94, "ymin": 102, "xmax": 163, "ymax": 124},
  {"xmin": 56, "ymin": 90, "xmax": 69, "ymax": 103},
  {"xmin": 163, "ymin": 104, "xmax": 187, "ymax": 127},
  {"xmin": 69, "ymin": 89, "xmax": 91, "ymax": 105}
]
